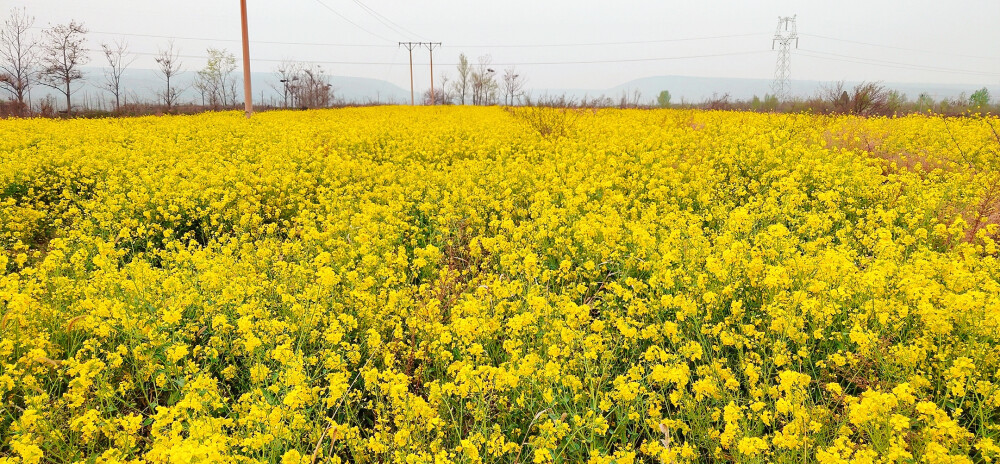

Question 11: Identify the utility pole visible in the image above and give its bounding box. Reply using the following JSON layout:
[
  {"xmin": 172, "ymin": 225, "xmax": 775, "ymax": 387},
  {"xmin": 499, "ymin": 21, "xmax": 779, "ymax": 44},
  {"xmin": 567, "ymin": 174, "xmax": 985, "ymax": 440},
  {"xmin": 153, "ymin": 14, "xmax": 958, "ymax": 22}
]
[
  {"xmin": 240, "ymin": 0, "xmax": 253, "ymax": 118},
  {"xmin": 399, "ymin": 42, "xmax": 420, "ymax": 105},
  {"xmin": 771, "ymin": 15, "xmax": 798, "ymax": 102},
  {"xmin": 424, "ymin": 42, "xmax": 441, "ymax": 105}
]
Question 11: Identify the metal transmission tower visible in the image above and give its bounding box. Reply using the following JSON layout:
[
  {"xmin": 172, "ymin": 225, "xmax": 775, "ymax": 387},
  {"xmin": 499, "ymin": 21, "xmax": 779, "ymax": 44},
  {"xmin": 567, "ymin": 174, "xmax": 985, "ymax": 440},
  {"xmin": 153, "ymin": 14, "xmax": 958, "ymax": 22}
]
[{"xmin": 771, "ymin": 15, "xmax": 798, "ymax": 101}]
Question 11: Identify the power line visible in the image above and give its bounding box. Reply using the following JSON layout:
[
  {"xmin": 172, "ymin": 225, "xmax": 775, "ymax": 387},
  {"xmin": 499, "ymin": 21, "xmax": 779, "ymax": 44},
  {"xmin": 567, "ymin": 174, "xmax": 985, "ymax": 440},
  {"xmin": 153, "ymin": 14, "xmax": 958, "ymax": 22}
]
[
  {"xmin": 309, "ymin": 0, "xmax": 392, "ymax": 42},
  {"xmin": 490, "ymin": 50, "xmax": 772, "ymax": 66},
  {"xmin": 800, "ymin": 33, "xmax": 1000, "ymax": 61},
  {"xmin": 449, "ymin": 32, "xmax": 767, "ymax": 48},
  {"xmin": 86, "ymin": 30, "xmax": 395, "ymax": 48},
  {"xmin": 93, "ymin": 48, "xmax": 771, "ymax": 67},
  {"xmin": 118, "ymin": 45, "xmax": 999, "ymax": 78},
  {"xmin": 350, "ymin": 0, "xmax": 425, "ymax": 40},
  {"xmin": 795, "ymin": 49, "xmax": 1000, "ymax": 78},
  {"xmin": 72, "ymin": 28, "xmax": 767, "ymax": 50}
]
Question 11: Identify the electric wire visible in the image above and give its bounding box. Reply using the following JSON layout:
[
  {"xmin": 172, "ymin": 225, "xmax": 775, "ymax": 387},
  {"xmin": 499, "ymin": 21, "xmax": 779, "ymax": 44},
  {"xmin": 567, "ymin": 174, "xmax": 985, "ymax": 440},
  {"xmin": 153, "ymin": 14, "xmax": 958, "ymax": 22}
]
[
  {"xmin": 81, "ymin": 29, "xmax": 395, "ymax": 48},
  {"xmin": 62, "ymin": 28, "xmax": 768, "ymax": 50},
  {"xmin": 350, "ymin": 0, "xmax": 425, "ymax": 40},
  {"xmin": 449, "ymin": 33, "xmax": 767, "ymax": 48},
  {"xmin": 795, "ymin": 49, "xmax": 1000, "ymax": 78},
  {"xmin": 309, "ymin": 0, "xmax": 392, "ymax": 43},
  {"xmin": 800, "ymin": 33, "xmax": 1000, "ymax": 61},
  {"xmin": 94, "ymin": 48, "xmax": 772, "ymax": 67}
]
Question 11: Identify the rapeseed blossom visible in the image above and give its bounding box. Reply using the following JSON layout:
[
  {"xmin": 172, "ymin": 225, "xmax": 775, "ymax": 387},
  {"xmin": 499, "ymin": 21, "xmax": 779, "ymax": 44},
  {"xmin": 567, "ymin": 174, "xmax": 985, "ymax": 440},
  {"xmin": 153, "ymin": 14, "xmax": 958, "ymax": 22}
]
[{"xmin": 0, "ymin": 107, "xmax": 998, "ymax": 463}]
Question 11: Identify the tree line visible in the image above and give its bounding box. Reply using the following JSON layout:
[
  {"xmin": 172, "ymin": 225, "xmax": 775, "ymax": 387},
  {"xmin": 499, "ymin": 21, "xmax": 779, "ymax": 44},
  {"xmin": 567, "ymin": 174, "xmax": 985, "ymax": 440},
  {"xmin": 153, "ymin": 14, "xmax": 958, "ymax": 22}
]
[
  {"xmin": 5, "ymin": 7, "xmax": 993, "ymax": 118},
  {"xmin": 0, "ymin": 7, "xmax": 530, "ymax": 117},
  {"xmin": 425, "ymin": 53, "xmax": 526, "ymax": 106},
  {"xmin": 0, "ymin": 8, "xmax": 350, "ymax": 117}
]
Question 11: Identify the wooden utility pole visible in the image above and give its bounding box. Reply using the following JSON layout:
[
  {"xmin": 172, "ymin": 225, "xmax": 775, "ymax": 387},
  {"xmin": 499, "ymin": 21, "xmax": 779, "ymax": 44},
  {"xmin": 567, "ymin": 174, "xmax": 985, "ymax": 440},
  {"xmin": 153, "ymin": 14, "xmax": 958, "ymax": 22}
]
[
  {"xmin": 399, "ymin": 42, "xmax": 419, "ymax": 105},
  {"xmin": 240, "ymin": 0, "xmax": 253, "ymax": 118},
  {"xmin": 424, "ymin": 42, "xmax": 441, "ymax": 105}
]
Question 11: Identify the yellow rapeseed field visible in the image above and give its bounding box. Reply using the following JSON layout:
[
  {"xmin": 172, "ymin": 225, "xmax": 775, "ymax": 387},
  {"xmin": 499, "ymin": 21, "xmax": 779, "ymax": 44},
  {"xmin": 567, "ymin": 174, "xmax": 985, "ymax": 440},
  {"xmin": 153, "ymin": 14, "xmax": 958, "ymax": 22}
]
[{"xmin": 1, "ymin": 107, "xmax": 999, "ymax": 464}]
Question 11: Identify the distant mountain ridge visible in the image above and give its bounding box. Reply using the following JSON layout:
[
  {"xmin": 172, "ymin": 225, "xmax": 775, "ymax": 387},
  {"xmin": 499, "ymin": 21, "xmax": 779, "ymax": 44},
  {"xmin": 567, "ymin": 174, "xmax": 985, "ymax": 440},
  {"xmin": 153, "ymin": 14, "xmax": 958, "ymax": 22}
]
[
  {"xmin": 604, "ymin": 76, "xmax": 998, "ymax": 104},
  {"xmin": 23, "ymin": 67, "xmax": 997, "ymax": 108},
  {"xmin": 26, "ymin": 67, "xmax": 411, "ymax": 108}
]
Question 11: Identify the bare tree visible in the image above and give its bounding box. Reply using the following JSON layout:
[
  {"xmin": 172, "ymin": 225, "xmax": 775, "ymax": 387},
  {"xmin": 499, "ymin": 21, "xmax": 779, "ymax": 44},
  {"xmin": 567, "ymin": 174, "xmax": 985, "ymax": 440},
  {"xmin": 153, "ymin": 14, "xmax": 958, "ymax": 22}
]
[
  {"xmin": 501, "ymin": 67, "xmax": 525, "ymax": 106},
  {"xmin": 192, "ymin": 77, "xmax": 210, "ymax": 107},
  {"xmin": 0, "ymin": 8, "xmax": 38, "ymax": 111},
  {"xmin": 850, "ymin": 81, "xmax": 889, "ymax": 116},
  {"xmin": 293, "ymin": 64, "xmax": 335, "ymax": 108},
  {"xmin": 422, "ymin": 73, "xmax": 452, "ymax": 105},
  {"xmin": 272, "ymin": 59, "xmax": 302, "ymax": 108},
  {"xmin": 470, "ymin": 54, "xmax": 497, "ymax": 106},
  {"xmin": 437, "ymin": 73, "xmax": 451, "ymax": 104},
  {"xmin": 195, "ymin": 48, "xmax": 237, "ymax": 108},
  {"xmin": 266, "ymin": 60, "xmax": 334, "ymax": 109},
  {"xmin": 39, "ymin": 20, "xmax": 88, "ymax": 114},
  {"xmin": 820, "ymin": 80, "xmax": 849, "ymax": 113},
  {"xmin": 821, "ymin": 80, "xmax": 890, "ymax": 116},
  {"xmin": 155, "ymin": 41, "xmax": 183, "ymax": 111},
  {"xmin": 100, "ymin": 38, "xmax": 134, "ymax": 111},
  {"xmin": 451, "ymin": 53, "xmax": 470, "ymax": 105}
]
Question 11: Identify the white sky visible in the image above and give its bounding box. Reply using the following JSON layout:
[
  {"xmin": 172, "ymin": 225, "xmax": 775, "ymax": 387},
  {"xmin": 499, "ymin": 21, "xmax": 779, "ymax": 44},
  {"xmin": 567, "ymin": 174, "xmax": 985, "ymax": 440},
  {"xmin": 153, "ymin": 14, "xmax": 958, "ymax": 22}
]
[{"xmin": 9, "ymin": 0, "xmax": 1000, "ymax": 91}]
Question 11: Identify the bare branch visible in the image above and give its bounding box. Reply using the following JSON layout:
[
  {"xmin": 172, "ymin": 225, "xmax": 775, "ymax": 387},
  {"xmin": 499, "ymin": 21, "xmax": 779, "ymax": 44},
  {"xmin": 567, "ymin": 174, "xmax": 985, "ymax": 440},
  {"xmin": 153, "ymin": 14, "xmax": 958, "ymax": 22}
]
[
  {"xmin": 101, "ymin": 38, "xmax": 134, "ymax": 111},
  {"xmin": 39, "ymin": 20, "xmax": 88, "ymax": 113},
  {"xmin": 502, "ymin": 66, "xmax": 525, "ymax": 106},
  {"xmin": 155, "ymin": 40, "xmax": 183, "ymax": 111},
  {"xmin": 0, "ymin": 7, "xmax": 38, "ymax": 107}
]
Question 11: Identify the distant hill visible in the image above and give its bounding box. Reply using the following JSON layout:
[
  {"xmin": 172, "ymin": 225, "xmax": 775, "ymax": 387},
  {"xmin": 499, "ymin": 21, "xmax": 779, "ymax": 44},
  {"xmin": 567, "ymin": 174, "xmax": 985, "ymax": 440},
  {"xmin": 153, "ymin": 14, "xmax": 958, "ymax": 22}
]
[
  {"xmin": 606, "ymin": 76, "xmax": 999, "ymax": 104},
  {"xmin": 27, "ymin": 67, "xmax": 410, "ymax": 108},
  {"xmin": 23, "ymin": 68, "xmax": 997, "ymax": 109},
  {"xmin": 530, "ymin": 76, "xmax": 998, "ymax": 106}
]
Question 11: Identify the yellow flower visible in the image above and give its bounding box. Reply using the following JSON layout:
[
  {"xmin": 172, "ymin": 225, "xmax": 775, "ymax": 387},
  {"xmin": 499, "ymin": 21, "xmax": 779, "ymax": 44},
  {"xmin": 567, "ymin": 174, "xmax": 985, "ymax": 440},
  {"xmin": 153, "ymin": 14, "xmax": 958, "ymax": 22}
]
[{"xmin": 281, "ymin": 449, "xmax": 303, "ymax": 464}]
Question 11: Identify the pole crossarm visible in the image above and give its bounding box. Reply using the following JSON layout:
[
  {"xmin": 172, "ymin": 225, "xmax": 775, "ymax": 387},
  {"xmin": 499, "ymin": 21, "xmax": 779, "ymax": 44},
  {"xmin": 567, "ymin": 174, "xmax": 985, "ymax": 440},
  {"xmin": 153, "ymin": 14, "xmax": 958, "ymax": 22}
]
[
  {"xmin": 424, "ymin": 42, "xmax": 441, "ymax": 105},
  {"xmin": 399, "ymin": 42, "xmax": 442, "ymax": 106},
  {"xmin": 399, "ymin": 42, "xmax": 420, "ymax": 105}
]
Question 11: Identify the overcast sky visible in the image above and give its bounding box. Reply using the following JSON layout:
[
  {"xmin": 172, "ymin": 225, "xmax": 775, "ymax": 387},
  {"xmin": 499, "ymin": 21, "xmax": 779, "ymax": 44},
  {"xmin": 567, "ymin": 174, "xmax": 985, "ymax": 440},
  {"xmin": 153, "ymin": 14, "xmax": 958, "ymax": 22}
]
[{"xmin": 9, "ymin": 0, "xmax": 1000, "ymax": 92}]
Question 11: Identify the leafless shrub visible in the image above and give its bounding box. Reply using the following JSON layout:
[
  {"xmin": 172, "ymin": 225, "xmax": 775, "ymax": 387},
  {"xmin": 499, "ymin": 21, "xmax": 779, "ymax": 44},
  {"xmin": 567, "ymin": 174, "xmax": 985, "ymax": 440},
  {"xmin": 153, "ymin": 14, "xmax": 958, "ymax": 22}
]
[
  {"xmin": 702, "ymin": 92, "xmax": 732, "ymax": 111},
  {"xmin": 851, "ymin": 81, "xmax": 890, "ymax": 116},
  {"xmin": 37, "ymin": 94, "xmax": 55, "ymax": 117},
  {"xmin": 507, "ymin": 94, "xmax": 580, "ymax": 138},
  {"xmin": 618, "ymin": 89, "xmax": 643, "ymax": 108},
  {"xmin": 820, "ymin": 80, "xmax": 891, "ymax": 116},
  {"xmin": 0, "ymin": 99, "xmax": 26, "ymax": 117}
]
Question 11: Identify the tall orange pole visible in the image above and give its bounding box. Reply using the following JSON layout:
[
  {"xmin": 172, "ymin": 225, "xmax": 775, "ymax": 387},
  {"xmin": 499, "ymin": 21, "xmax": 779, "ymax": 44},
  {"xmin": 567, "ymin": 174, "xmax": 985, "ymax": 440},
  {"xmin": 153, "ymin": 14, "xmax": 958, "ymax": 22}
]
[
  {"xmin": 240, "ymin": 0, "xmax": 253, "ymax": 118},
  {"xmin": 400, "ymin": 42, "xmax": 418, "ymax": 105},
  {"xmin": 424, "ymin": 43, "xmax": 441, "ymax": 106},
  {"xmin": 428, "ymin": 47, "xmax": 434, "ymax": 105},
  {"xmin": 408, "ymin": 48, "xmax": 414, "ymax": 105}
]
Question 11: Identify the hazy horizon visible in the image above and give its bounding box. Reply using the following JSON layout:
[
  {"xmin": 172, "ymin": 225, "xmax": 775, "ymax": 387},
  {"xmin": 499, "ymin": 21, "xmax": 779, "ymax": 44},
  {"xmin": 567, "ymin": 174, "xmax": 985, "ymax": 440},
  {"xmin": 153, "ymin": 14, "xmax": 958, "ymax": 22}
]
[
  {"xmin": 20, "ymin": 65, "xmax": 998, "ymax": 110},
  {"xmin": 6, "ymin": 0, "xmax": 999, "ymax": 98}
]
